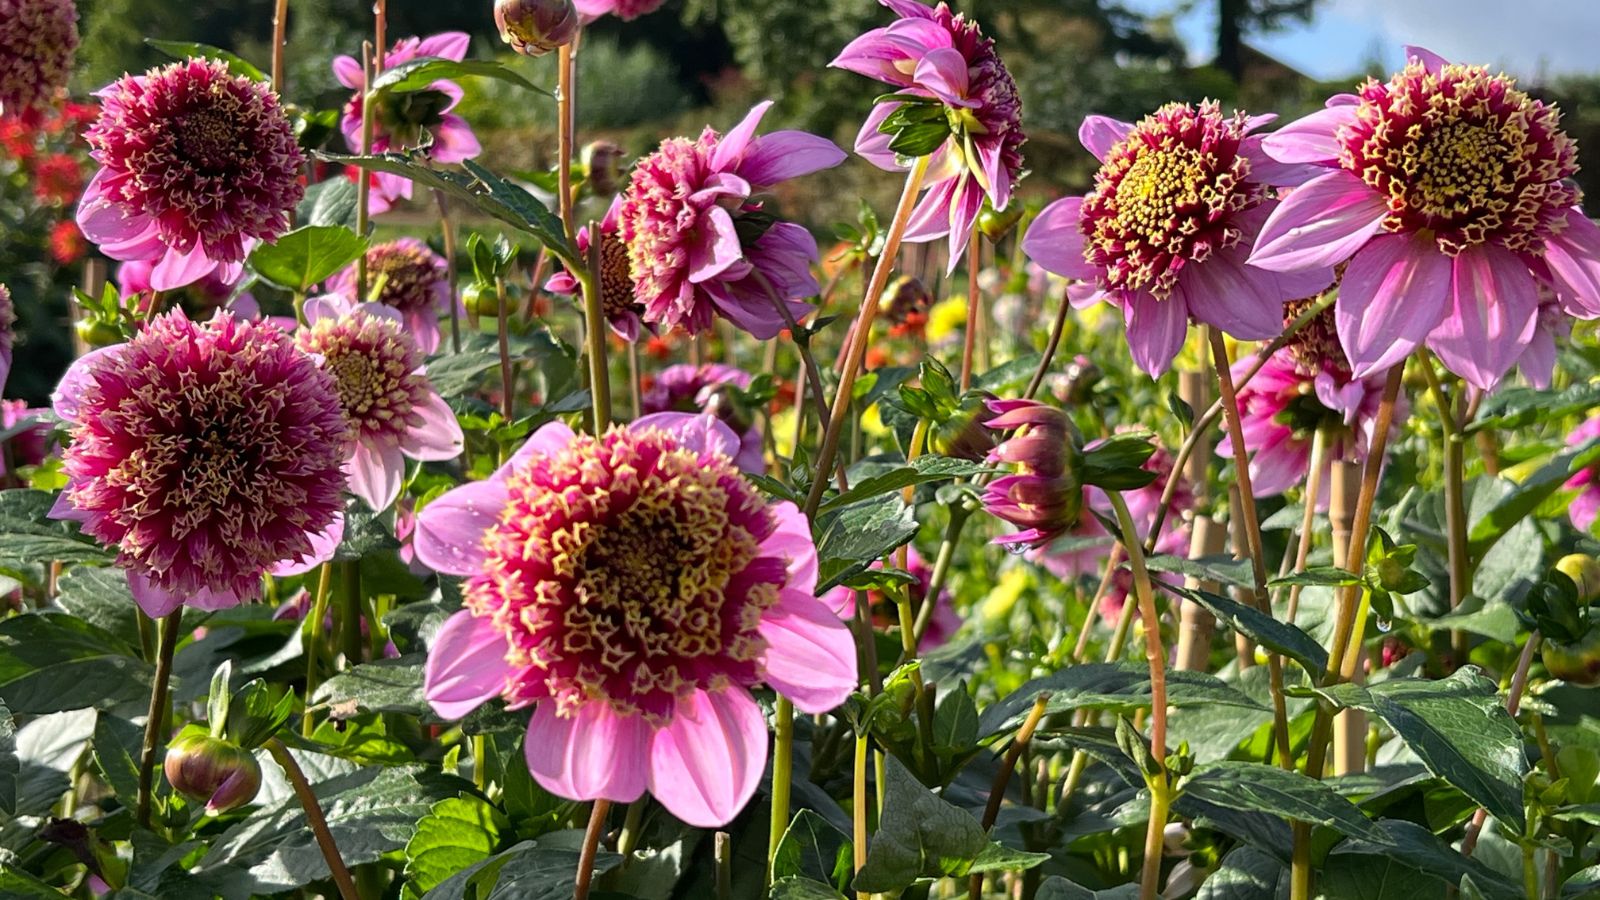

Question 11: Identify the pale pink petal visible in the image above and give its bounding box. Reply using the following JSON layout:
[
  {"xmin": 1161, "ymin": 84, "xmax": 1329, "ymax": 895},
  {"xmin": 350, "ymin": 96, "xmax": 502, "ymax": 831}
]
[
  {"xmin": 526, "ymin": 701, "xmax": 651, "ymax": 803},
  {"xmin": 414, "ymin": 32, "xmax": 470, "ymax": 62},
  {"xmin": 1517, "ymin": 325, "xmax": 1557, "ymax": 389},
  {"xmin": 1023, "ymin": 196, "xmax": 1097, "ymax": 280},
  {"xmin": 1259, "ymin": 104, "xmax": 1358, "ymax": 166},
  {"xmin": 1336, "ymin": 234, "xmax": 1453, "ymax": 378},
  {"xmin": 496, "ymin": 420, "xmax": 576, "ymax": 482},
  {"xmin": 150, "ymin": 242, "xmax": 220, "ymax": 292},
  {"xmin": 738, "ymin": 132, "xmax": 847, "ymax": 186},
  {"xmin": 1542, "ymin": 209, "xmax": 1600, "ymax": 318},
  {"xmin": 912, "ymin": 48, "xmax": 976, "ymax": 108},
  {"xmin": 1405, "ymin": 45, "xmax": 1450, "ymax": 74},
  {"xmin": 1248, "ymin": 170, "xmax": 1389, "ymax": 272},
  {"xmin": 412, "ymin": 479, "xmax": 507, "ymax": 576},
  {"xmin": 270, "ymin": 511, "xmax": 344, "ymax": 577},
  {"xmin": 424, "ymin": 610, "xmax": 515, "ymax": 720},
  {"xmin": 711, "ymin": 101, "xmax": 773, "ymax": 172},
  {"xmin": 633, "ymin": 412, "xmax": 743, "ymax": 460},
  {"xmin": 688, "ymin": 207, "xmax": 743, "ymax": 284},
  {"xmin": 349, "ymin": 440, "xmax": 407, "ymax": 513},
  {"xmin": 830, "ymin": 19, "xmax": 951, "ymax": 85},
  {"xmin": 648, "ymin": 688, "xmax": 767, "ymax": 828},
  {"xmin": 1175, "ymin": 257, "xmax": 1283, "ymax": 341},
  {"xmin": 1121, "ymin": 289, "xmax": 1190, "ymax": 376},
  {"xmin": 403, "ymin": 390, "xmax": 464, "ymax": 461},
  {"xmin": 303, "ymin": 294, "xmax": 353, "ymax": 324},
  {"xmin": 406, "ymin": 310, "xmax": 444, "ymax": 356},
  {"xmin": 760, "ymin": 588, "xmax": 858, "ymax": 714},
  {"xmin": 331, "ymin": 55, "xmax": 364, "ymax": 89},
  {"xmin": 853, "ymin": 102, "xmax": 903, "ymax": 172},
  {"xmin": 127, "ymin": 570, "xmax": 185, "ymax": 618},
  {"xmin": 429, "ymin": 117, "xmax": 482, "ymax": 163},
  {"xmin": 1428, "ymin": 245, "xmax": 1541, "ymax": 391},
  {"xmin": 761, "ymin": 500, "xmax": 817, "ymax": 593},
  {"xmin": 1079, "ymin": 115, "xmax": 1133, "ymax": 161},
  {"xmin": 1240, "ymin": 138, "xmax": 1324, "ymax": 187},
  {"xmin": 52, "ymin": 345, "xmax": 125, "ymax": 423}
]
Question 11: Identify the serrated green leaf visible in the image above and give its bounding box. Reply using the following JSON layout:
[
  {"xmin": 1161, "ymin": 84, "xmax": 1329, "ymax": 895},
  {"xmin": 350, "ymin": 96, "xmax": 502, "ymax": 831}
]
[
  {"xmin": 92, "ymin": 712, "xmax": 142, "ymax": 804},
  {"xmin": 1162, "ymin": 584, "xmax": 1329, "ymax": 674},
  {"xmin": 0, "ymin": 613, "xmax": 153, "ymax": 714},
  {"xmin": 297, "ymin": 177, "xmax": 360, "ymax": 230},
  {"xmin": 773, "ymin": 809, "xmax": 852, "ymax": 893},
  {"xmin": 0, "ymin": 489, "xmax": 113, "ymax": 563},
  {"xmin": 979, "ymin": 663, "xmax": 1265, "ymax": 739},
  {"xmin": 404, "ymin": 795, "xmax": 505, "ymax": 896},
  {"xmin": 144, "ymin": 40, "xmax": 265, "ymax": 80},
  {"xmin": 312, "ymin": 654, "xmax": 428, "ymax": 719},
  {"xmin": 771, "ymin": 877, "xmax": 849, "ymax": 900},
  {"xmin": 371, "ymin": 57, "xmax": 551, "ymax": 98},
  {"xmin": 1467, "ymin": 381, "xmax": 1600, "ymax": 432},
  {"xmin": 249, "ymin": 225, "xmax": 369, "ymax": 293},
  {"xmin": 815, "ymin": 498, "xmax": 918, "ymax": 593},
  {"xmin": 819, "ymin": 456, "xmax": 988, "ymax": 514},
  {"xmin": 1183, "ymin": 761, "xmax": 1387, "ymax": 842}
]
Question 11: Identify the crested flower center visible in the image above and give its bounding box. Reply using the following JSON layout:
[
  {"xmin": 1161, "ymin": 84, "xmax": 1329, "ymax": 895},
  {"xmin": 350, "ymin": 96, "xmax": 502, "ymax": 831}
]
[
  {"xmin": 1081, "ymin": 102, "xmax": 1264, "ymax": 298},
  {"xmin": 296, "ymin": 311, "xmax": 426, "ymax": 446},
  {"xmin": 598, "ymin": 231, "xmax": 642, "ymax": 323},
  {"xmin": 1282, "ymin": 294, "xmax": 1347, "ymax": 376},
  {"xmin": 366, "ymin": 242, "xmax": 446, "ymax": 313},
  {"xmin": 465, "ymin": 426, "xmax": 783, "ymax": 724},
  {"xmin": 177, "ymin": 105, "xmax": 249, "ymax": 173},
  {"xmin": 1338, "ymin": 60, "xmax": 1580, "ymax": 255}
]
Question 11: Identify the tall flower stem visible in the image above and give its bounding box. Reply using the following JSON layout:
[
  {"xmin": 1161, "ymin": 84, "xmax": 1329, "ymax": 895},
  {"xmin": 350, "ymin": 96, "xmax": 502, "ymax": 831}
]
[
  {"xmin": 960, "ymin": 230, "xmax": 981, "ymax": 392},
  {"xmin": 267, "ymin": 739, "xmax": 360, "ymax": 900},
  {"xmin": 1283, "ymin": 426, "xmax": 1331, "ymax": 624},
  {"xmin": 579, "ymin": 229, "xmax": 611, "ymax": 429},
  {"xmin": 969, "ymin": 693, "xmax": 1051, "ymax": 900},
  {"xmin": 802, "ymin": 154, "xmax": 932, "ymax": 519},
  {"xmin": 1207, "ymin": 328, "xmax": 1293, "ymax": 769},
  {"xmin": 354, "ymin": 42, "xmax": 376, "ymax": 299},
  {"xmin": 767, "ymin": 695, "xmax": 795, "ymax": 885},
  {"xmin": 556, "ymin": 40, "xmax": 578, "ymax": 244},
  {"xmin": 575, "ymin": 798, "xmax": 611, "ymax": 900},
  {"xmin": 434, "ymin": 190, "xmax": 463, "ymax": 352},
  {"xmin": 852, "ymin": 732, "xmax": 870, "ymax": 900},
  {"xmin": 270, "ymin": 0, "xmax": 290, "ymax": 96},
  {"xmin": 1290, "ymin": 365, "xmax": 1404, "ymax": 900},
  {"xmin": 495, "ymin": 276, "xmax": 514, "ymax": 423},
  {"xmin": 1107, "ymin": 490, "xmax": 1170, "ymax": 900},
  {"xmin": 136, "ymin": 609, "xmax": 182, "ymax": 828},
  {"xmin": 1419, "ymin": 352, "xmax": 1470, "ymax": 660},
  {"xmin": 301, "ymin": 561, "xmax": 335, "ymax": 735}
]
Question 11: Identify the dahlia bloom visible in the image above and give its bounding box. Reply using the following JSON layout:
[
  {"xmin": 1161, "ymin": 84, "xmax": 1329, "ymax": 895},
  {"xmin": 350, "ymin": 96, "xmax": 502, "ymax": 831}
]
[
  {"xmin": 0, "ymin": 400, "xmax": 56, "ymax": 477},
  {"xmin": 327, "ymin": 238, "xmax": 455, "ymax": 355},
  {"xmin": 0, "ymin": 283, "xmax": 12, "ymax": 394},
  {"xmin": 416, "ymin": 414, "xmax": 855, "ymax": 827},
  {"xmin": 545, "ymin": 198, "xmax": 646, "ymax": 341},
  {"xmin": 821, "ymin": 547, "xmax": 961, "ymax": 650},
  {"xmin": 77, "ymin": 59, "xmax": 304, "ymax": 292},
  {"xmin": 1023, "ymin": 102, "xmax": 1333, "ymax": 376},
  {"xmin": 334, "ymin": 33, "xmax": 482, "ymax": 214},
  {"xmin": 296, "ymin": 295, "xmax": 463, "ymax": 512},
  {"xmin": 982, "ymin": 399, "xmax": 1084, "ymax": 550},
  {"xmin": 1566, "ymin": 415, "xmax": 1600, "ymax": 533},
  {"xmin": 1249, "ymin": 47, "xmax": 1600, "ymax": 390},
  {"xmin": 0, "ymin": 0, "xmax": 78, "ymax": 120},
  {"xmin": 1514, "ymin": 294, "xmax": 1569, "ymax": 390},
  {"xmin": 640, "ymin": 364, "xmax": 763, "ymax": 473},
  {"xmin": 833, "ymin": 0, "xmax": 1025, "ymax": 270},
  {"xmin": 51, "ymin": 311, "xmax": 347, "ymax": 617},
  {"xmin": 116, "ymin": 259, "xmax": 254, "ymax": 320},
  {"xmin": 618, "ymin": 100, "xmax": 846, "ymax": 338},
  {"xmin": 573, "ymin": 0, "xmax": 664, "ymax": 21}
]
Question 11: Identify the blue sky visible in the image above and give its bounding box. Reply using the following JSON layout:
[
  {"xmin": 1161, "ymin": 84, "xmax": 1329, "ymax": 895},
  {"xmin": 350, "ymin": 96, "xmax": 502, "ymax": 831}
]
[{"xmin": 1125, "ymin": 0, "xmax": 1600, "ymax": 82}]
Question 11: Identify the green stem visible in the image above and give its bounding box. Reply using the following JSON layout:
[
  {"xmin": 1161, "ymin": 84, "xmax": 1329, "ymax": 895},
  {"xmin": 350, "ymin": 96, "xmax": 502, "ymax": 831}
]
[
  {"xmin": 853, "ymin": 733, "xmax": 870, "ymax": 900},
  {"xmin": 268, "ymin": 739, "xmax": 361, "ymax": 900},
  {"xmin": 579, "ymin": 264, "xmax": 611, "ymax": 430},
  {"xmin": 767, "ymin": 696, "xmax": 795, "ymax": 886},
  {"xmin": 1420, "ymin": 353, "xmax": 1471, "ymax": 662},
  {"xmin": 338, "ymin": 560, "xmax": 362, "ymax": 667},
  {"xmin": 301, "ymin": 562, "xmax": 335, "ymax": 736},
  {"xmin": 617, "ymin": 799, "xmax": 646, "ymax": 860},
  {"xmin": 136, "ymin": 610, "xmax": 182, "ymax": 829},
  {"xmin": 495, "ymin": 276, "xmax": 514, "ymax": 423}
]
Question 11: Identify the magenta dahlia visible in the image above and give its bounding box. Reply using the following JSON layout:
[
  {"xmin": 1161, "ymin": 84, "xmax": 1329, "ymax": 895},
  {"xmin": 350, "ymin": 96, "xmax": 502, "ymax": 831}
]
[
  {"xmin": 327, "ymin": 238, "xmax": 455, "ymax": 355},
  {"xmin": 1023, "ymin": 102, "xmax": 1333, "ymax": 376},
  {"xmin": 334, "ymin": 33, "xmax": 482, "ymax": 214},
  {"xmin": 544, "ymin": 197, "xmax": 646, "ymax": 341},
  {"xmin": 1250, "ymin": 47, "xmax": 1600, "ymax": 390},
  {"xmin": 297, "ymin": 295, "xmax": 463, "ymax": 512},
  {"xmin": 833, "ymin": 0, "xmax": 1025, "ymax": 271},
  {"xmin": 1567, "ymin": 415, "xmax": 1600, "ymax": 534},
  {"xmin": 50, "ymin": 311, "xmax": 347, "ymax": 616},
  {"xmin": 573, "ymin": 0, "xmax": 664, "ymax": 22},
  {"xmin": 981, "ymin": 399, "xmax": 1085, "ymax": 550},
  {"xmin": 416, "ymin": 414, "xmax": 856, "ymax": 827},
  {"xmin": 641, "ymin": 363, "xmax": 762, "ymax": 473},
  {"xmin": 0, "ymin": 0, "xmax": 78, "ymax": 120},
  {"xmin": 618, "ymin": 101, "xmax": 846, "ymax": 338},
  {"xmin": 76, "ymin": 59, "xmax": 304, "ymax": 292}
]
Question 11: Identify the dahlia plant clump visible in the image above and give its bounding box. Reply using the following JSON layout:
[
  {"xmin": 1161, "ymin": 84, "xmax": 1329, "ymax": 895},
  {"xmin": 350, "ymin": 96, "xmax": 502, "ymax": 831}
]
[{"xmin": 12, "ymin": 6, "xmax": 1600, "ymax": 900}]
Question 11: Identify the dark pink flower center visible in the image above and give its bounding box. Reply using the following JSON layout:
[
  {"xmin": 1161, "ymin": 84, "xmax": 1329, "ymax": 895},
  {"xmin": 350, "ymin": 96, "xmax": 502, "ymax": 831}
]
[
  {"xmin": 295, "ymin": 311, "xmax": 426, "ymax": 447},
  {"xmin": 365, "ymin": 242, "xmax": 447, "ymax": 313}
]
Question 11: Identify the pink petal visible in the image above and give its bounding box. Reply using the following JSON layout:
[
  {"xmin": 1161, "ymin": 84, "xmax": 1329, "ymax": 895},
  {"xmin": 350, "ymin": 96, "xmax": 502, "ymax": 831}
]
[
  {"xmin": 406, "ymin": 311, "xmax": 444, "ymax": 355},
  {"xmin": 1542, "ymin": 208, "xmax": 1600, "ymax": 318},
  {"xmin": 943, "ymin": 179, "xmax": 985, "ymax": 273},
  {"xmin": 1517, "ymin": 325, "xmax": 1557, "ymax": 389},
  {"xmin": 854, "ymin": 102, "xmax": 904, "ymax": 172},
  {"xmin": 497, "ymin": 420, "xmax": 576, "ymax": 482},
  {"xmin": 1079, "ymin": 115, "xmax": 1132, "ymax": 161},
  {"xmin": 912, "ymin": 48, "xmax": 976, "ymax": 108},
  {"xmin": 1120, "ymin": 289, "xmax": 1190, "ymax": 377},
  {"xmin": 414, "ymin": 32, "xmax": 471, "ymax": 62},
  {"xmin": 303, "ymin": 294, "xmax": 353, "ymax": 323},
  {"xmin": 428, "ymin": 117, "xmax": 482, "ymax": 163},
  {"xmin": 127, "ymin": 570, "xmax": 185, "ymax": 618},
  {"xmin": 526, "ymin": 701, "xmax": 651, "ymax": 803},
  {"xmin": 424, "ymin": 610, "xmax": 514, "ymax": 720},
  {"xmin": 711, "ymin": 101, "xmax": 773, "ymax": 173},
  {"xmin": 1405, "ymin": 45, "xmax": 1450, "ymax": 74},
  {"xmin": 52, "ymin": 345, "xmax": 124, "ymax": 424},
  {"xmin": 349, "ymin": 440, "xmax": 407, "ymax": 513},
  {"xmin": 404, "ymin": 390, "xmax": 465, "ymax": 462},
  {"xmin": 331, "ymin": 54, "xmax": 364, "ymax": 89},
  {"xmin": 1248, "ymin": 170, "xmax": 1389, "ymax": 272},
  {"xmin": 1176, "ymin": 257, "xmax": 1283, "ymax": 341},
  {"xmin": 830, "ymin": 19, "xmax": 950, "ymax": 85},
  {"xmin": 1336, "ymin": 234, "xmax": 1453, "ymax": 378},
  {"xmin": 270, "ymin": 512, "xmax": 345, "ymax": 577},
  {"xmin": 1259, "ymin": 104, "xmax": 1358, "ymax": 166},
  {"xmin": 1428, "ymin": 245, "xmax": 1541, "ymax": 391},
  {"xmin": 648, "ymin": 688, "xmax": 768, "ymax": 828},
  {"xmin": 738, "ymin": 132, "xmax": 847, "ymax": 186},
  {"xmin": 761, "ymin": 501, "xmax": 817, "ymax": 594},
  {"xmin": 412, "ymin": 479, "xmax": 506, "ymax": 576},
  {"xmin": 1240, "ymin": 138, "xmax": 1324, "ymax": 187},
  {"xmin": 902, "ymin": 175, "xmax": 960, "ymax": 242},
  {"xmin": 1023, "ymin": 197, "xmax": 1097, "ymax": 280},
  {"xmin": 633, "ymin": 412, "xmax": 743, "ymax": 460},
  {"xmin": 688, "ymin": 206, "xmax": 743, "ymax": 284},
  {"xmin": 150, "ymin": 243, "xmax": 220, "ymax": 292},
  {"xmin": 760, "ymin": 589, "xmax": 858, "ymax": 714}
]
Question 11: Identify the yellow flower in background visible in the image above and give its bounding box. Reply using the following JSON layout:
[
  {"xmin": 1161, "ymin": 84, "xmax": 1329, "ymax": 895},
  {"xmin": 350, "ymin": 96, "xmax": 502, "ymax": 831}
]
[
  {"xmin": 980, "ymin": 565, "xmax": 1033, "ymax": 624},
  {"xmin": 927, "ymin": 296, "xmax": 967, "ymax": 344}
]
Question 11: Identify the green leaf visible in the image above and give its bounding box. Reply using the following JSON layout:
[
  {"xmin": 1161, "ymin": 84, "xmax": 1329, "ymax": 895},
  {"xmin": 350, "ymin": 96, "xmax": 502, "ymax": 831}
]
[
  {"xmin": 1195, "ymin": 848, "xmax": 1287, "ymax": 900},
  {"xmin": 1036, "ymin": 876, "xmax": 1141, "ymax": 899},
  {"xmin": 249, "ymin": 225, "xmax": 369, "ymax": 293},
  {"xmin": 1267, "ymin": 566, "xmax": 1363, "ymax": 588},
  {"xmin": 1310, "ymin": 668, "xmax": 1527, "ymax": 831},
  {"xmin": 0, "ymin": 489, "xmax": 113, "ymax": 563},
  {"xmin": 772, "ymin": 809, "xmax": 852, "ymax": 893},
  {"xmin": 1182, "ymin": 761, "xmax": 1387, "ymax": 842},
  {"xmin": 852, "ymin": 756, "xmax": 1046, "ymax": 893},
  {"xmin": 1321, "ymin": 851, "xmax": 1448, "ymax": 899},
  {"xmin": 818, "ymin": 456, "xmax": 988, "ymax": 514},
  {"xmin": 771, "ymin": 877, "xmax": 849, "ymax": 900},
  {"xmin": 1467, "ymin": 381, "xmax": 1600, "ymax": 432},
  {"xmin": 979, "ymin": 663, "xmax": 1265, "ymax": 739},
  {"xmin": 1142, "ymin": 553, "xmax": 1254, "ymax": 588},
  {"xmin": 1341, "ymin": 820, "xmax": 1521, "ymax": 900},
  {"xmin": 333, "ymin": 503, "xmax": 401, "ymax": 560},
  {"xmin": 226, "ymin": 680, "xmax": 295, "ymax": 750},
  {"xmin": 404, "ymin": 795, "xmax": 506, "ymax": 896},
  {"xmin": 298, "ymin": 177, "xmax": 360, "ymax": 230},
  {"xmin": 815, "ymin": 498, "xmax": 918, "ymax": 594},
  {"xmin": 0, "ymin": 613, "xmax": 153, "ymax": 714},
  {"xmin": 0, "ymin": 865, "xmax": 68, "ymax": 899},
  {"xmin": 420, "ymin": 839, "xmax": 621, "ymax": 900},
  {"xmin": 54, "ymin": 565, "xmax": 141, "ymax": 647},
  {"xmin": 1467, "ymin": 443, "xmax": 1599, "ymax": 556},
  {"xmin": 370, "ymin": 57, "xmax": 551, "ymax": 98},
  {"xmin": 144, "ymin": 39, "xmax": 265, "ymax": 80},
  {"xmin": 1162, "ymin": 584, "xmax": 1329, "ymax": 674},
  {"xmin": 92, "ymin": 712, "xmax": 143, "ymax": 805},
  {"xmin": 312, "ymin": 654, "xmax": 429, "ymax": 719}
]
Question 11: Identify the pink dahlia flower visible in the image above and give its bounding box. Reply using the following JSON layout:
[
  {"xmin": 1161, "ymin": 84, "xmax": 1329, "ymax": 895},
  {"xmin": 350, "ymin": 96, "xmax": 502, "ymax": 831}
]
[
  {"xmin": 416, "ymin": 414, "xmax": 856, "ymax": 827},
  {"xmin": 833, "ymin": 0, "xmax": 1025, "ymax": 271},
  {"xmin": 1216, "ymin": 347, "xmax": 1407, "ymax": 510},
  {"xmin": 573, "ymin": 0, "xmax": 664, "ymax": 22},
  {"xmin": 1023, "ymin": 102, "xmax": 1333, "ymax": 376},
  {"xmin": 0, "ymin": 0, "xmax": 78, "ymax": 120},
  {"xmin": 1567, "ymin": 415, "xmax": 1600, "ymax": 533},
  {"xmin": 618, "ymin": 100, "xmax": 846, "ymax": 338},
  {"xmin": 296, "ymin": 295, "xmax": 464, "ymax": 512},
  {"xmin": 545, "ymin": 197, "xmax": 645, "ymax": 341},
  {"xmin": 0, "ymin": 283, "xmax": 12, "ymax": 394},
  {"xmin": 327, "ymin": 238, "xmax": 455, "ymax": 355},
  {"xmin": 51, "ymin": 311, "xmax": 347, "ymax": 617},
  {"xmin": 334, "ymin": 33, "xmax": 483, "ymax": 215},
  {"xmin": 0, "ymin": 400, "xmax": 56, "ymax": 477},
  {"xmin": 982, "ymin": 399, "xmax": 1084, "ymax": 550},
  {"xmin": 1513, "ymin": 294, "xmax": 1569, "ymax": 390},
  {"xmin": 641, "ymin": 363, "xmax": 762, "ymax": 473},
  {"xmin": 820, "ymin": 547, "xmax": 961, "ymax": 650},
  {"xmin": 1249, "ymin": 47, "xmax": 1600, "ymax": 390},
  {"xmin": 116, "ymin": 258, "xmax": 255, "ymax": 320},
  {"xmin": 76, "ymin": 59, "xmax": 305, "ymax": 292}
]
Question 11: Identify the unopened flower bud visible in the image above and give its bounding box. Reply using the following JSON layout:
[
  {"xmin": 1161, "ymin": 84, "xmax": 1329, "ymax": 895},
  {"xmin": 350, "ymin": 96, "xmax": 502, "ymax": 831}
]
[
  {"xmin": 928, "ymin": 392, "xmax": 997, "ymax": 462},
  {"xmin": 494, "ymin": 0, "xmax": 579, "ymax": 57},
  {"xmin": 164, "ymin": 734, "xmax": 262, "ymax": 815},
  {"xmin": 976, "ymin": 201, "xmax": 1024, "ymax": 242},
  {"xmin": 582, "ymin": 141, "xmax": 625, "ymax": 196},
  {"xmin": 1557, "ymin": 554, "xmax": 1600, "ymax": 604},
  {"xmin": 878, "ymin": 275, "xmax": 932, "ymax": 327},
  {"xmin": 1054, "ymin": 355, "xmax": 1101, "ymax": 405},
  {"xmin": 982, "ymin": 399, "xmax": 1085, "ymax": 549}
]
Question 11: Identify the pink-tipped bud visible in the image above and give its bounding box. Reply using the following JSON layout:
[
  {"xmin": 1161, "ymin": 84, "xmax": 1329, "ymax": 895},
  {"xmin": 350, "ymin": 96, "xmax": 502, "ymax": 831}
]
[
  {"xmin": 163, "ymin": 734, "xmax": 262, "ymax": 815},
  {"xmin": 495, "ymin": 0, "xmax": 580, "ymax": 57},
  {"xmin": 928, "ymin": 392, "xmax": 998, "ymax": 462},
  {"xmin": 981, "ymin": 398, "xmax": 1085, "ymax": 549}
]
